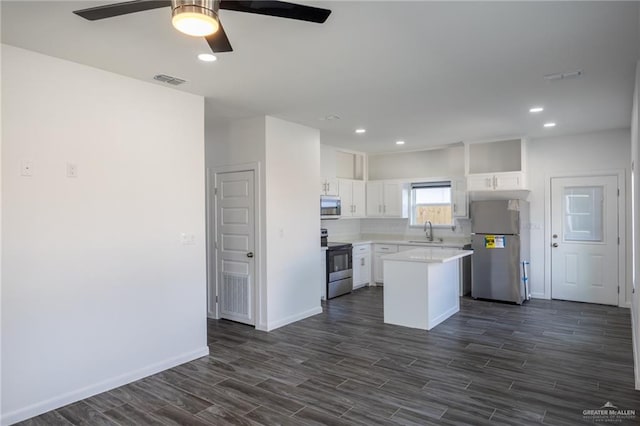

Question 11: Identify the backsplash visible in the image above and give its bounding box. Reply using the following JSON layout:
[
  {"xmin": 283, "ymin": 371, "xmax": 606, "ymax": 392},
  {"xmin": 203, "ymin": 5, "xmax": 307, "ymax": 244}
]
[
  {"xmin": 322, "ymin": 217, "xmax": 471, "ymax": 242},
  {"xmin": 321, "ymin": 219, "xmax": 361, "ymax": 237},
  {"xmin": 361, "ymin": 218, "xmax": 471, "ymax": 241}
]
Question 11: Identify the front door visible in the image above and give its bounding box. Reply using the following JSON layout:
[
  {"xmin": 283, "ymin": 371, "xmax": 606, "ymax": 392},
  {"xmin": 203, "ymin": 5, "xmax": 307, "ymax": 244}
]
[
  {"xmin": 216, "ymin": 170, "xmax": 255, "ymax": 325},
  {"xmin": 551, "ymin": 175, "xmax": 619, "ymax": 305}
]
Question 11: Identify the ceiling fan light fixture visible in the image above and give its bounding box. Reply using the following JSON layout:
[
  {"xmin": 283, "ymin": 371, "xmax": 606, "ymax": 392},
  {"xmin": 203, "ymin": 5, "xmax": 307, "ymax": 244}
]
[{"xmin": 172, "ymin": 1, "xmax": 219, "ymax": 37}]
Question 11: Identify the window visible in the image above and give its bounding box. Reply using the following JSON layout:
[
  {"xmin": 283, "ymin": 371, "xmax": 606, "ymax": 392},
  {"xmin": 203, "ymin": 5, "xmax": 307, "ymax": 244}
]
[{"xmin": 410, "ymin": 181, "xmax": 453, "ymax": 226}]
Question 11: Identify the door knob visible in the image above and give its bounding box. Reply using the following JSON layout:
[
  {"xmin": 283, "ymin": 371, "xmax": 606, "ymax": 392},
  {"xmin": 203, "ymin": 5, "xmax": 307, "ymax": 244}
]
[
  {"xmin": 552, "ymin": 243, "xmax": 558, "ymax": 248},
  {"xmin": 247, "ymin": 252, "xmax": 254, "ymax": 258}
]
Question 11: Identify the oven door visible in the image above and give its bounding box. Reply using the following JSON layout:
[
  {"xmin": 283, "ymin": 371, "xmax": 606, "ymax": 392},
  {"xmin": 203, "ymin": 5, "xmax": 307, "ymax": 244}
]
[{"xmin": 327, "ymin": 248, "xmax": 352, "ymax": 281}]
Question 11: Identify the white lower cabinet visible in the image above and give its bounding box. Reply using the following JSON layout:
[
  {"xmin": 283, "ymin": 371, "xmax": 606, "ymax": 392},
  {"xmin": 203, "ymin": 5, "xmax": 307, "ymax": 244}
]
[
  {"xmin": 352, "ymin": 244, "xmax": 372, "ymax": 289},
  {"xmin": 374, "ymin": 244, "xmax": 398, "ymax": 283}
]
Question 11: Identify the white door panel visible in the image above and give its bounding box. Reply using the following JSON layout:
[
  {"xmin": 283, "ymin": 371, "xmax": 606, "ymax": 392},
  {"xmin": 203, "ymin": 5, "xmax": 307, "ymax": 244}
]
[
  {"xmin": 551, "ymin": 175, "xmax": 618, "ymax": 305},
  {"xmin": 216, "ymin": 170, "xmax": 255, "ymax": 325}
]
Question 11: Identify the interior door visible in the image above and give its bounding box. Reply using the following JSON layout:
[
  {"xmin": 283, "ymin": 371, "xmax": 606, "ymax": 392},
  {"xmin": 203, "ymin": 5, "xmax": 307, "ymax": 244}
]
[
  {"xmin": 216, "ymin": 170, "xmax": 255, "ymax": 325},
  {"xmin": 551, "ymin": 175, "xmax": 619, "ymax": 305}
]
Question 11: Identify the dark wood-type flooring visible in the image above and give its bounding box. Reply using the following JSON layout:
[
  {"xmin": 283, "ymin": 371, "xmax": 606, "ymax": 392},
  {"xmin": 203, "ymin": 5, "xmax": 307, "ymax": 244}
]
[{"xmin": 18, "ymin": 287, "xmax": 639, "ymax": 425}]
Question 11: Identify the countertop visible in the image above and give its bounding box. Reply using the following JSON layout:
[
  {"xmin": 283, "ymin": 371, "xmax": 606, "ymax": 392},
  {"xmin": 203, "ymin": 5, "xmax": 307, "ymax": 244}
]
[
  {"xmin": 381, "ymin": 248, "xmax": 473, "ymax": 263},
  {"xmin": 327, "ymin": 234, "xmax": 470, "ymax": 249}
]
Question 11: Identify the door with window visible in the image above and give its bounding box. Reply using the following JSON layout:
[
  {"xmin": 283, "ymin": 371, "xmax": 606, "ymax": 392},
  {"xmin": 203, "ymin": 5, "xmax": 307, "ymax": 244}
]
[
  {"xmin": 551, "ymin": 175, "xmax": 619, "ymax": 305},
  {"xmin": 216, "ymin": 170, "xmax": 256, "ymax": 325}
]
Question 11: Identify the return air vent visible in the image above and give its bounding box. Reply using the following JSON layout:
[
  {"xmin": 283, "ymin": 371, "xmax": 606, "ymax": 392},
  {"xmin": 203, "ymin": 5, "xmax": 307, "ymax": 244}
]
[
  {"xmin": 544, "ymin": 70, "xmax": 583, "ymax": 81},
  {"xmin": 153, "ymin": 74, "xmax": 186, "ymax": 86}
]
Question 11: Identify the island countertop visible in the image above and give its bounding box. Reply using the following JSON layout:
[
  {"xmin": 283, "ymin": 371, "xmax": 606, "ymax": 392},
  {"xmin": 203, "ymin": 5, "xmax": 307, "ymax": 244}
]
[{"xmin": 382, "ymin": 248, "xmax": 473, "ymax": 263}]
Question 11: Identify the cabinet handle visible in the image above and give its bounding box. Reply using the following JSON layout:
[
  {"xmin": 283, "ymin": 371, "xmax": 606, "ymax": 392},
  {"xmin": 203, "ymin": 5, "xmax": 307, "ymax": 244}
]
[
  {"xmin": 361, "ymin": 258, "xmax": 365, "ymax": 266},
  {"xmin": 383, "ymin": 205, "xmax": 386, "ymax": 214},
  {"xmin": 453, "ymin": 203, "xmax": 457, "ymax": 213},
  {"xmin": 493, "ymin": 176, "xmax": 497, "ymax": 189}
]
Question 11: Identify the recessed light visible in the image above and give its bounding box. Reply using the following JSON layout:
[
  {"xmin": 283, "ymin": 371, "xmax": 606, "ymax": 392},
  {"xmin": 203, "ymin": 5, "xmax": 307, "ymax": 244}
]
[
  {"xmin": 197, "ymin": 53, "xmax": 217, "ymax": 62},
  {"xmin": 529, "ymin": 107, "xmax": 544, "ymax": 113},
  {"xmin": 543, "ymin": 122, "xmax": 556, "ymax": 128},
  {"xmin": 355, "ymin": 128, "xmax": 366, "ymax": 134},
  {"xmin": 396, "ymin": 140, "xmax": 405, "ymax": 145}
]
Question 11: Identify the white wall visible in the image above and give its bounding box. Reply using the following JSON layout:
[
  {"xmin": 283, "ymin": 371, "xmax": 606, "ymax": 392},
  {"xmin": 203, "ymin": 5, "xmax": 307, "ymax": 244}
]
[
  {"xmin": 264, "ymin": 117, "xmax": 322, "ymax": 329},
  {"xmin": 527, "ymin": 128, "xmax": 631, "ymax": 304},
  {"xmin": 205, "ymin": 116, "xmax": 322, "ymax": 331},
  {"xmin": 368, "ymin": 146, "xmax": 465, "ymax": 180},
  {"xmin": 1, "ymin": 46, "xmax": 208, "ymax": 424}
]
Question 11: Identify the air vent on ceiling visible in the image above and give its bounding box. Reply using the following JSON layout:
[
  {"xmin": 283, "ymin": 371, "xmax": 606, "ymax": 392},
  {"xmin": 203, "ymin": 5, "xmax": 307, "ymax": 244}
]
[
  {"xmin": 544, "ymin": 70, "xmax": 583, "ymax": 81},
  {"xmin": 153, "ymin": 74, "xmax": 187, "ymax": 86}
]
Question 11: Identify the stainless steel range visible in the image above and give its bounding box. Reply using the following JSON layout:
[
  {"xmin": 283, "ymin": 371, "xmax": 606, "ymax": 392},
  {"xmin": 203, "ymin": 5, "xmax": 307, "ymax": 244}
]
[{"xmin": 321, "ymin": 229, "xmax": 353, "ymax": 299}]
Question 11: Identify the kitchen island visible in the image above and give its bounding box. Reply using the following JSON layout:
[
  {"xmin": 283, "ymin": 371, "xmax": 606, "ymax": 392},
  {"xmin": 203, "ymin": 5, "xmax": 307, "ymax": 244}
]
[{"xmin": 382, "ymin": 248, "xmax": 473, "ymax": 330}]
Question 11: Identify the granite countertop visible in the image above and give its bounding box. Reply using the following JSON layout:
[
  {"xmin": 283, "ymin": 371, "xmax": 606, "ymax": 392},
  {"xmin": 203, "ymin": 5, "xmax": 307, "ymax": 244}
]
[{"xmin": 381, "ymin": 248, "xmax": 473, "ymax": 263}]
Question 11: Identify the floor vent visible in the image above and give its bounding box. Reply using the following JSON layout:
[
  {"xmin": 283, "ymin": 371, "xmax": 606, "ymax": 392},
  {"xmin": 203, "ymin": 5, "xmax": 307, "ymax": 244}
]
[{"xmin": 153, "ymin": 74, "xmax": 187, "ymax": 86}]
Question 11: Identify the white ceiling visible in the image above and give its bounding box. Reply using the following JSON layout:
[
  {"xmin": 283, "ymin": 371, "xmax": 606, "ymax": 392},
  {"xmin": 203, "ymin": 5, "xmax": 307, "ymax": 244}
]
[{"xmin": 2, "ymin": 1, "xmax": 639, "ymax": 153}]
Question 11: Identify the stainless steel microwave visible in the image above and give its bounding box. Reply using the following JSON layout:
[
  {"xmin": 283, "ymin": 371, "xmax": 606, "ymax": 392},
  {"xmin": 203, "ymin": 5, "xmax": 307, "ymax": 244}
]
[{"xmin": 321, "ymin": 195, "xmax": 341, "ymax": 219}]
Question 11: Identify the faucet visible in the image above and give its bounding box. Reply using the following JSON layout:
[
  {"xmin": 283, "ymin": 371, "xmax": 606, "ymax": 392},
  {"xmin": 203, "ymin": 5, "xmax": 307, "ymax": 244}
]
[{"xmin": 424, "ymin": 220, "xmax": 433, "ymax": 241}]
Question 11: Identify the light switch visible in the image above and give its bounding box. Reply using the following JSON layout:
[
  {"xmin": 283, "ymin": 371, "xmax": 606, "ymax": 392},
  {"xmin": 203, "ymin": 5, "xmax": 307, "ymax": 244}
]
[
  {"xmin": 180, "ymin": 233, "xmax": 195, "ymax": 245},
  {"xmin": 66, "ymin": 163, "xmax": 78, "ymax": 178},
  {"xmin": 21, "ymin": 161, "xmax": 33, "ymax": 176}
]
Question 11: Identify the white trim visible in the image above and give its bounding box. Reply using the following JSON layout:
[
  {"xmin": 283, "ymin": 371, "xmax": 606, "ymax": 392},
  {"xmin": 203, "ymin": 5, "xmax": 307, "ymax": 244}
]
[
  {"xmin": 1, "ymin": 346, "xmax": 210, "ymax": 426},
  {"xmin": 544, "ymin": 169, "xmax": 627, "ymax": 306},
  {"xmin": 209, "ymin": 162, "xmax": 261, "ymax": 327},
  {"xmin": 265, "ymin": 306, "xmax": 323, "ymax": 331},
  {"xmin": 206, "ymin": 168, "xmax": 216, "ymax": 319}
]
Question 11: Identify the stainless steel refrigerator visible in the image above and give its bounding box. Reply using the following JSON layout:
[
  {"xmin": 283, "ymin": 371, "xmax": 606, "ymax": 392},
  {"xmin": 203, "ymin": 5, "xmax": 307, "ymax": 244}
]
[{"xmin": 470, "ymin": 200, "xmax": 529, "ymax": 304}]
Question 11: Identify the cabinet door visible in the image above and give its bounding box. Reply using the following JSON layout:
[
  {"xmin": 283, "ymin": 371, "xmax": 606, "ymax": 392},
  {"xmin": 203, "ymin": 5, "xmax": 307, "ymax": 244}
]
[
  {"xmin": 353, "ymin": 253, "xmax": 362, "ymax": 289},
  {"xmin": 353, "ymin": 253, "xmax": 371, "ymax": 289},
  {"xmin": 320, "ymin": 179, "xmax": 328, "ymax": 195},
  {"xmin": 383, "ymin": 182, "xmax": 402, "ymax": 217},
  {"xmin": 360, "ymin": 252, "xmax": 371, "ymax": 286},
  {"xmin": 351, "ymin": 180, "xmax": 366, "ymax": 218},
  {"xmin": 325, "ymin": 178, "xmax": 340, "ymax": 196},
  {"xmin": 467, "ymin": 174, "xmax": 495, "ymax": 191},
  {"xmin": 494, "ymin": 172, "xmax": 524, "ymax": 190},
  {"xmin": 366, "ymin": 182, "xmax": 384, "ymax": 217},
  {"xmin": 452, "ymin": 177, "xmax": 468, "ymax": 218},
  {"xmin": 338, "ymin": 179, "xmax": 353, "ymax": 217}
]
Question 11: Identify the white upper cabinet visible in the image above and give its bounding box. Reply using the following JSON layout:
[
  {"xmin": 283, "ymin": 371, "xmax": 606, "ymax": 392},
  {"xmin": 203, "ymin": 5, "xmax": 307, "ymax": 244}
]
[
  {"xmin": 339, "ymin": 179, "xmax": 366, "ymax": 218},
  {"xmin": 366, "ymin": 181, "xmax": 408, "ymax": 218},
  {"xmin": 451, "ymin": 177, "xmax": 468, "ymax": 218},
  {"xmin": 320, "ymin": 177, "xmax": 340, "ymax": 196},
  {"xmin": 465, "ymin": 138, "xmax": 528, "ymax": 192}
]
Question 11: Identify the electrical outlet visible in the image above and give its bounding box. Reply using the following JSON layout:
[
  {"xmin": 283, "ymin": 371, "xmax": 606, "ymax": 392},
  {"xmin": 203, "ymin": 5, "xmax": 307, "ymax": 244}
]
[
  {"xmin": 21, "ymin": 160, "xmax": 33, "ymax": 176},
  {"xmin": 66, "ymin": 163, "xmax": 78, "ymax": 178}
]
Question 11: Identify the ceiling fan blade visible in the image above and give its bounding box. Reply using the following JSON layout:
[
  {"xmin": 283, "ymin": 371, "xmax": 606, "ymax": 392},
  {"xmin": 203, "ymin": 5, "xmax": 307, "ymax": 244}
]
[
  {"xmin": 73, "ymin": 0, "xmax": 171, "ymax": 21},
  {"xmin": 205, "ymin": 22, "xmax": 233, "ymax": 53},
  {"xmin": 220, "ymin": 0, "xmax": 331, "ymax": 23}
]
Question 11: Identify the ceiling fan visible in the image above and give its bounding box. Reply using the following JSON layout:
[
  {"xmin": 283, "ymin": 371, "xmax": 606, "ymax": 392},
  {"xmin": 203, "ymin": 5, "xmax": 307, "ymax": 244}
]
[{"xmin": 73, "ymin": 0, "xmax": 332, "ymax": 53}]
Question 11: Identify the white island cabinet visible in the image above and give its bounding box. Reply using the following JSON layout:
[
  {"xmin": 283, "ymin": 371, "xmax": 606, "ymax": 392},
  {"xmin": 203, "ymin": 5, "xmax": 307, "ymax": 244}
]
[{"xmin": 382, "ymin": 248, "xmax": 473, "ymax": 331}]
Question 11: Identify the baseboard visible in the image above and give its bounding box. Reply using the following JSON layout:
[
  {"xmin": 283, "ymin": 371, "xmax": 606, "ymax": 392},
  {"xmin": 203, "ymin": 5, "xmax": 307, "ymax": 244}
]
[
  {"xmin": 266, "ymin": 306, "xmax": 322, "ymax": 331},
  {"xmin": 530, "ymin": 292, "xmax": 546, "ymax": 299},
  {"xmin": 2, "ymin": 346, "xmax": 210, "ymax": 426},
  {"xmin": 429, "ymin": 306, "xmax": 459, "ymax": 330}
]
